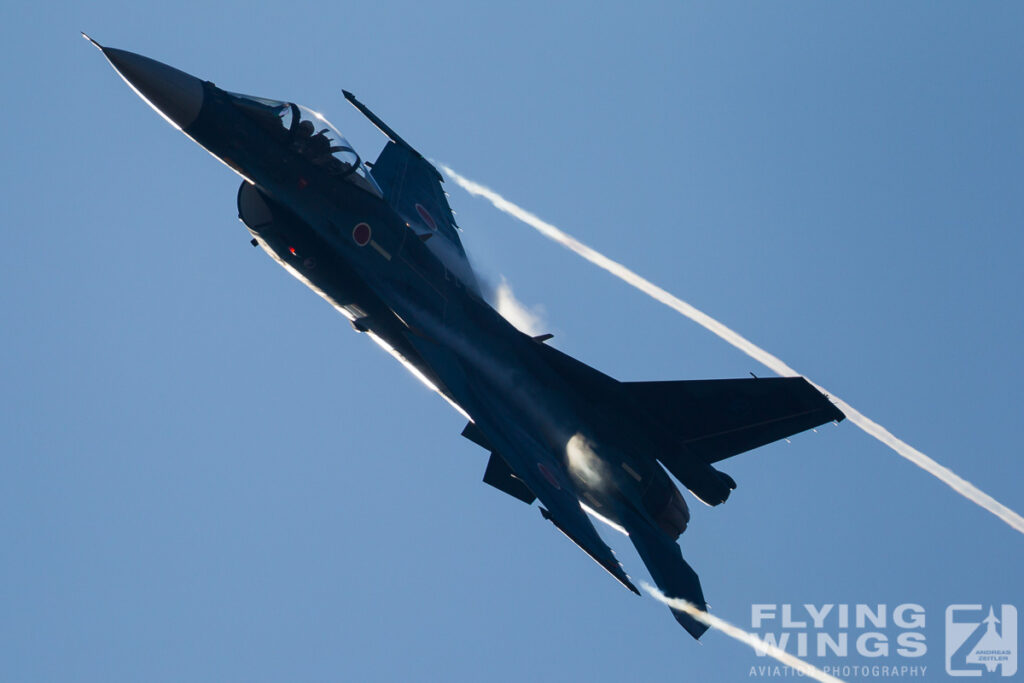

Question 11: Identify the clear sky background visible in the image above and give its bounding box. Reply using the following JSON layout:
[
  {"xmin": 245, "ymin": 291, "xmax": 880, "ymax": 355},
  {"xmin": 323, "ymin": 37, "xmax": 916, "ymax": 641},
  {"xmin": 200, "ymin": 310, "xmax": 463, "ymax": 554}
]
[{"xmin": 2, "ymin": 2, "xmax": 1022, "ymax": 681}]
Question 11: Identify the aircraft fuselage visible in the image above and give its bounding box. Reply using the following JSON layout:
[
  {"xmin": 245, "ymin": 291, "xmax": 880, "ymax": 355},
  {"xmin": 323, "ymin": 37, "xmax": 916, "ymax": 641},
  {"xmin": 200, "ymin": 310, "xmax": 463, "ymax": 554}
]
[
  {"xmin": 182, "ymin": 83, "xmax": 690, "ymax": 541},
  {"xmin": 91, "ymin": 37, "xmax": 843, "ymax": 639}
]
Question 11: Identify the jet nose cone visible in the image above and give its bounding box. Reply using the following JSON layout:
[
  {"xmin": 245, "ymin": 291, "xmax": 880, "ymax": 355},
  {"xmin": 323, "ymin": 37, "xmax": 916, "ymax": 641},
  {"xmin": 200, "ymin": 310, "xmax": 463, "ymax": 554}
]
[{"xmin": 86, "ymin": 36, "xmax": 204, "ymax": 130}]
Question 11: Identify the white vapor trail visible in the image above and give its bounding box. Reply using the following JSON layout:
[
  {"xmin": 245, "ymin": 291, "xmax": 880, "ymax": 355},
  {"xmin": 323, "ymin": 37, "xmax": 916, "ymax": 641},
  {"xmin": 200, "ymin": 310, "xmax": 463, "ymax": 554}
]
[
  {"xmin": 439, "ymin": 163, "xmax": 1024, "ymax": 536},
  {"xmin": 493, "ymin": 276, "xmax": 546, "ymax": 336},
  {"xmin": 641, "ymin": 583, "xmax": 845, "ymax": 683}
]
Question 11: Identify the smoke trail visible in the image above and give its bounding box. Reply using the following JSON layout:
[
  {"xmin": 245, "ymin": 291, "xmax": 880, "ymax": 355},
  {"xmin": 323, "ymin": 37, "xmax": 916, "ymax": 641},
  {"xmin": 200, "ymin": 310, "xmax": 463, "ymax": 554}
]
[
  {"xmin": 439, "ymin": 164, "xmax": 1024, "ymax": 536},
  {"xmin": 641, "ymin": 583, "xmax": 845, "ymax": 683}
]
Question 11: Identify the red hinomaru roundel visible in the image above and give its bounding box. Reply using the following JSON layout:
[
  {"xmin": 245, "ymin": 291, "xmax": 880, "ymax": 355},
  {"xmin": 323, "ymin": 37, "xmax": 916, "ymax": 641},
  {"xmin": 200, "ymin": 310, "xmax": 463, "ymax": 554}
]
[
  {"xmin": 352, "ymin": 222, "xmax": 372, "ymax": 246},
  {"xmin": 415, "ymin": 203, "xmax": 437, "ymax": 231}
]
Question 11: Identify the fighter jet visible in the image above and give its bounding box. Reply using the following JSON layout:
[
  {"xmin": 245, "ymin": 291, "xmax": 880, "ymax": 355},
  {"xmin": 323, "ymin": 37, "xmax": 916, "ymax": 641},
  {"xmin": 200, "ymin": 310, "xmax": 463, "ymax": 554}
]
[{"xmin": 87, "ymin": 36, "xmax": 845, "ymax": 639}]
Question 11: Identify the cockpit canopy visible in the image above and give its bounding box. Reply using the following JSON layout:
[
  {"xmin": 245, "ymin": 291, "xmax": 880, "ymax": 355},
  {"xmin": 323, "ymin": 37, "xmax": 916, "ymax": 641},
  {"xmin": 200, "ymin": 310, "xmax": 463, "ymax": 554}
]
[{"xmin": 228, "ymin": 92, "xmax": 381, "ymax": 196}]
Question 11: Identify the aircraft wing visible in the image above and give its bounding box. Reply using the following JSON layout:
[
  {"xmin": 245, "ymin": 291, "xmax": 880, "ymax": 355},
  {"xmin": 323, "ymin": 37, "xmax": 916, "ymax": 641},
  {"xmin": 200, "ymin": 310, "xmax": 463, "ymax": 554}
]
[
  {"xmin": 623, "ymin": 377, "xmax": 844, "ymax": 464},
  {"xmin": 532, "ymin": 345, "xmax": 843, "ymax": 465}
]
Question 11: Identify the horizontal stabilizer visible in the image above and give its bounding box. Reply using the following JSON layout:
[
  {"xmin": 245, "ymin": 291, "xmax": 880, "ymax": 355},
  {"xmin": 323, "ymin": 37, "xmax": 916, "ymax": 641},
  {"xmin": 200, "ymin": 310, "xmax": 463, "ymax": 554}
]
[
  {"xmin": 483, "ymin": 453, "xmax": 536, "ymax": 505},
  {"xmin": 630, "ymin": 524, "xmax": 709, "ymax": 640},
  {"xmin": 624, "ymin": 377, "xmax": 844, "ymax": 464}
]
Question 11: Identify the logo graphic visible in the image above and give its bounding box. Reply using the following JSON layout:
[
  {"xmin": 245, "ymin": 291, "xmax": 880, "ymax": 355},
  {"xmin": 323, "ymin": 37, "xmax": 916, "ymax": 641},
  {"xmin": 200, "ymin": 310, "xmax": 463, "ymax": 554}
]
[{"xmin": 946, "ymin": 605, "xmax": 1017, "ymax": 677}]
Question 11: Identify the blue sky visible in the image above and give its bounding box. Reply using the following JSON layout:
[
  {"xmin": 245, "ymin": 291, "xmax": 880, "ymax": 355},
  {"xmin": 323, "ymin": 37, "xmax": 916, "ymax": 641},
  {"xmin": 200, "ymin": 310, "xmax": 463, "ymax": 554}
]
[{"xmin": 2, "ymin": 2, "xmax": 1022, "ymax": 681}]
